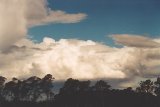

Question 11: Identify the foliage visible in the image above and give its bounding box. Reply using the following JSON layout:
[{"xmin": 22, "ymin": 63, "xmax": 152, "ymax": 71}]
[{"xmin": 0, "ymin": 75, "xmax": 160, "ymax": 107}]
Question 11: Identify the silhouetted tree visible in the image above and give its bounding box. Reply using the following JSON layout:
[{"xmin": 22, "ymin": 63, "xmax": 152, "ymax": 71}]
[
  {"xmin": 94, "ymin": 80, "xmax": 111, "ymax": 92},
  {"xmin": 124, "ymin": 87, "xmax": 133, "ymax": 91},
  {"xmin": 59, "ymin": 78, "xmax": 80, "ymax": 94},
  {"xmin": 41, "ymin": 74, "xmax": 55, "ymax": 101},
  {"xmin": 21, "ymin": 76, "xmax": 42, "ymax": 101},
  {"xmin": 79, "ymin": 80, "xmax": 91, "ymax": 92},
  {"xmin": 3, "ymin": 77, "xmax": 22, "ymax": 101},
  {"xmin": 0, "ymin": 76, "xmax": 6, "ymax": 102},
  {"xmin": 0, "ymin": 76, "xmax": 6, "ymax": 88},
  {"xmin": 154, "ymin": 77, "xmax": 160, "ymax": 96},
  {"xmin": 0, "ymin": 75, "xmax": 160, "ymax": 107},
  {"xmin": 123, "ymin": 87, "xmax": 134, "ymax": 94},
  {"xmin": 136, "ymin": 79, "xmax": 154, "ymax": 94}
]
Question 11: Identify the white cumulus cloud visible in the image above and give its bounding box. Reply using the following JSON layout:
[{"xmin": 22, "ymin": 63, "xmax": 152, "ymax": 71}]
[{"xmin": 0, "ymin": 36, "xmax": 159, "ymax": 89}]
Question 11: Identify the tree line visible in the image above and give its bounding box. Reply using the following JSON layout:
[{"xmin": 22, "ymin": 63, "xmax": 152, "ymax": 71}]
[{"xmin": 0, "ymin": 74, "xmax": 160, "ymax": 107}]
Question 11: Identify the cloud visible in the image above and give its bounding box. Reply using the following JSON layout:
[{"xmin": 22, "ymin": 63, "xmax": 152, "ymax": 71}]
[
  {"xmin": 0, "ymin": 36, "xmax": 159, "ymax": 89},
  {"xmin": 26, "ymin": 0, "xmax": 87, "ymax": 26},
  {"xmin": 112, "ymin": 34, "xmax": 160, "ymax": 48},
  {"xmin": 0, "ymin": 0, "xmax": 86, "ymax": 50},
  {"xmin": 1, "ymin": 38, "xmax": 126, "ymax": 80},
  {"xmin": 1, "ymin": 0, "xmax": 160, "ymax": 88},
  {"xmin": 0, "ymin": 0, "xmax": 27, "ymax": 50}
]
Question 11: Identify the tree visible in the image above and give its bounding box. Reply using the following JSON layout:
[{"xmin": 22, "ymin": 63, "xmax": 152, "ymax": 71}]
[
  {"xmin": 21, "ymin": 76, "xmax": 42, "ymax": 101},
  {"xmin": 59, "ymin": 78, "xmax": 80, "ymax": 94},
  {"xmin": 136, "ymin": 79, "xmax": 154, "ymax": 94},
  {"xmin": 0, "ymin": 76, "xmax": 6, "ymax": 92},
  {"xmin": 3, "ymin": 77, "xmax": 22, "ymax": 101},
  {"xmin": 154, "ymin": 77, "xmax": 160, "ymax": 96},
  {"xmin": 0, "ymin": 76, "xmax": 6, "ymax": 87},
  {"xmin": 0, "ymin": 76, "xmax": 6, "ymax": 101},
  {"xmin": 79, "ymin": 80, "xmax": 91, "ymax": 92},
  {"xmin": 94, "ymin": 80, "xmax": 111, "ymax": 91},
  {"xmin": 41, "ymin": 74, "xmax": 55, "ymax": 101}
]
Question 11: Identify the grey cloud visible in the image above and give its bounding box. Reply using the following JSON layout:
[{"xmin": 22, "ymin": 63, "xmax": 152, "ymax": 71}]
[
  {"xmin": 112, "ymin": 34, "xmax": 160, "ymax": 48},
  {"xmin": 0, "ymin": 0, "xmax": 86, "ymax": 50},
  {"xmin": 26, "ymin": 0, "xmax": 87, "ymax": 27}
]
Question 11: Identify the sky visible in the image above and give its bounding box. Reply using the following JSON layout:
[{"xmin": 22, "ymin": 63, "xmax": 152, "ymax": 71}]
[
  {"xmin": 0, "ymin": 0, "xmax": 160, "ymax": 88},
  {"xmin": 29, "ymin": 0, "xmax": 160, "ymax": 46}
]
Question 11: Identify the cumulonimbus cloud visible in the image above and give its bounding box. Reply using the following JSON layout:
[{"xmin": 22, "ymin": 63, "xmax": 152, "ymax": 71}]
[{"xmin": 0, "ymin": 36, "xmax": 159, "ymax": 88}]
